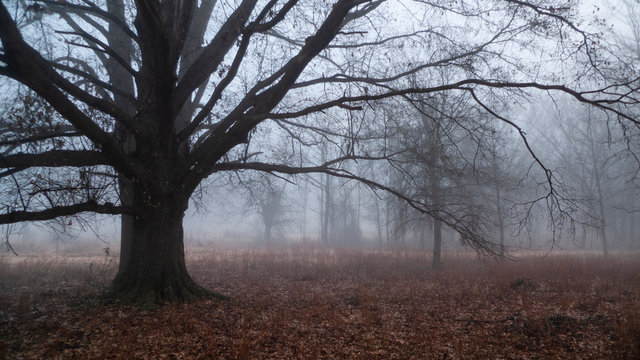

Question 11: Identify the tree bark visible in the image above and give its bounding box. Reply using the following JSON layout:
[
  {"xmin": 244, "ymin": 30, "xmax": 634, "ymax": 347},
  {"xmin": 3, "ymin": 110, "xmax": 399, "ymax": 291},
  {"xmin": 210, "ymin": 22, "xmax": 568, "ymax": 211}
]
[{"xmin": 111, "ymin": 191, "xmax": 214, "ymax": 307}]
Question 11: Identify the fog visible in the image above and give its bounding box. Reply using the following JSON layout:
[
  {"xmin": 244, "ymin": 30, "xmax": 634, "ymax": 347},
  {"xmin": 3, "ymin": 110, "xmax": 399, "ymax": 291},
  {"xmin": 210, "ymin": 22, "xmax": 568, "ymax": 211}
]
[{"xmin": 0, "ymin": 0, "xmax": 638, "ymax": 268}]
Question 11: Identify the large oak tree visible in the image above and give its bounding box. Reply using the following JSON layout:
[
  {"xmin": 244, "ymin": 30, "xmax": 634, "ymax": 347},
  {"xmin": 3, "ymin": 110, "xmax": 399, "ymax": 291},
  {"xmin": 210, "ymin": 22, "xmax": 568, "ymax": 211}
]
[{"xmin": 0, "ymin": 0, "xmax": 637, "ymax": 305}]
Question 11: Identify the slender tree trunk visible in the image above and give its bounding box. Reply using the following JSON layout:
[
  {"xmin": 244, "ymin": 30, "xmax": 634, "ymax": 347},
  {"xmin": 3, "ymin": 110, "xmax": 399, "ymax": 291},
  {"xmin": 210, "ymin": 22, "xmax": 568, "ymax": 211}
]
[
  {"xmin": 587, "ymin": 117, "xmax": 609, "ymax": 257},
  {"xmin": 496, "ymin": 186, "xmax": 505, "ymax": 261},
  {"xmin": 630, "ymin": 214, "xmax": 636, "ymax": 250},
  {"xmin": 322, "ymin": 173, "xmax": 333, "ymax": 244},
  {"xmin": 599, "ymin": 225, "xmax": 609, "ymax": 257},
  {"xmin": 319, "ymin": 174, "xmax": 325, "ymax": 243},
  {"xmin": 593, "ymin": 165, "xmax": 609, "ymax": 257},
  {"xmin": 419, "ymin": 220, "xmax": 426, "ymax": 249},
  {"xmin": 375, "ymin": 198, "xmax": 383, "ymax": 244},
  {"xmin": 301, "ymin": 182, "xmax": 308, "ymax": 242},
  {"xmin": 264, "ymin": 223, "xmax": 272, "ymax": 245},
  {"xmin": 429, "ymin": 166, "xmax": 442, "ymax": 269},
  {"xmin": 432, "ymin": 218, "xmax": 442, "ymax": 270},
  {"xmin": 341, "ymin": 192, "xmax": 348, "ymax": 243},
  {"xmin": 398, "ymin": 203, "xmax": 407, "ymax": 246}
]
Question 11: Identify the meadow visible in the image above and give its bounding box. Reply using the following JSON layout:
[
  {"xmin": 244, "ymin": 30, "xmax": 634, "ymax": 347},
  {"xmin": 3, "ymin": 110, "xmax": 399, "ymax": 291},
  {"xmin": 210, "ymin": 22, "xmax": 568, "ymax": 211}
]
[{"xmin": 1, "ymin": 247, "xmax": 639, "ymax": 359}]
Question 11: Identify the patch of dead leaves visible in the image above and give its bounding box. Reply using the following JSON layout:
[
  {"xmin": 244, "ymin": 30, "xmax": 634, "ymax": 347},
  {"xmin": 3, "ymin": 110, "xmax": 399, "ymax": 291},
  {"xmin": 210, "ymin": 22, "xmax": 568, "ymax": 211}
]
[{"xmin": 1, "ymin": 250, "xmax": 639, "ymax": 359}]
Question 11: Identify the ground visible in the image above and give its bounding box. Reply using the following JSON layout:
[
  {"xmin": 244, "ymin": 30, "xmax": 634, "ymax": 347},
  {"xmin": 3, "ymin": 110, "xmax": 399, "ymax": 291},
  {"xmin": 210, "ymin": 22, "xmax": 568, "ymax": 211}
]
[{"xmin": 1, "ymin": 247, "xmax": 639, "ymax": 359}]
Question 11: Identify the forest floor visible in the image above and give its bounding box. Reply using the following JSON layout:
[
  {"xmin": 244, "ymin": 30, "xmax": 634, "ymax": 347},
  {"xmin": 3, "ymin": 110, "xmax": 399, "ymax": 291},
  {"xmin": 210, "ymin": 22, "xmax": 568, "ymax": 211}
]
[{"xmin": 0, "ymin": 248, "xmax": 639, "ymax": 359}]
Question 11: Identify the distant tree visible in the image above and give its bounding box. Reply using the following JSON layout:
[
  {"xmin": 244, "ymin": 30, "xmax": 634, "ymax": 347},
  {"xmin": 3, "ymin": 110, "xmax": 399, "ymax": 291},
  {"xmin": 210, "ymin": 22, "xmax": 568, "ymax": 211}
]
[
  {"xmin": 484, "ymin": 130, "xmax": 523, "ymax": 260},
  {"xmin": 533, "ymin": 99, "xmax": 637, "ymax": 255},
  {"xmin": 318, "ymin": 133, "xmax": 367, "ymax": 245},
  {"xmin": 384, "ymin": 90, "xmax": 497, "ymax": 266},
  {"xmin": 0, "ymin": 1, "xmax": 637, "ymax": 305},
  {"xmin": 248, "ymin": 176, "xmax": 287, "ymax": 245}
]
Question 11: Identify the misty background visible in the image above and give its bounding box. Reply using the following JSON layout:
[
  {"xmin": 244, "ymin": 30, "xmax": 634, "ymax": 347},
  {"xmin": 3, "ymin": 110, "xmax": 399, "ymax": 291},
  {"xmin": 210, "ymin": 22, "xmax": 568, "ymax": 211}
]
[{"xmin": 1, "ymin": 0, "xmax": 638, "ymax": 258}]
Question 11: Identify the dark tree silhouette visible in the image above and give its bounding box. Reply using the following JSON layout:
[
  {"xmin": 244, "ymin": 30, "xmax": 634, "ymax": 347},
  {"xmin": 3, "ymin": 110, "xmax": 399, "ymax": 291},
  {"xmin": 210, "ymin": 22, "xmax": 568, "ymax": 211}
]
[{"xmin": 0, "ymin": 0, "xmax": 637, "ymax": 305}]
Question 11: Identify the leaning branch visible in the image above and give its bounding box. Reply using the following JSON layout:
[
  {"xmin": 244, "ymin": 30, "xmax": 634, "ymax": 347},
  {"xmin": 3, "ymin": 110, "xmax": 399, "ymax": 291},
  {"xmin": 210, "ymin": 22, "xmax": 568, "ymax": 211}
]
[{"xmin": 0, "ymin": 4, "xmax": 132, "ymax": 125}]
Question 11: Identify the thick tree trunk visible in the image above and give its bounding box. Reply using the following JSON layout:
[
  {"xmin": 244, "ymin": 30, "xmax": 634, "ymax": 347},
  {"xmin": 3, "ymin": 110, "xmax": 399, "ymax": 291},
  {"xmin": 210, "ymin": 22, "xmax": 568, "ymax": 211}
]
[{"xmin": 111, "ymin": 194, "xmax": 214, "ymax": 307}]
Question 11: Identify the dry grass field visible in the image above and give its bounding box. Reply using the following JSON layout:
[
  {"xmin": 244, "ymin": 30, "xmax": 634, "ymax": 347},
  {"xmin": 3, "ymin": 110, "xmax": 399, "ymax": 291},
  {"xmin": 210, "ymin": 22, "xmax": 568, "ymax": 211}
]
[{"xmin": 1, "ymin": 248, "xmax": 639, "ymax": 359}]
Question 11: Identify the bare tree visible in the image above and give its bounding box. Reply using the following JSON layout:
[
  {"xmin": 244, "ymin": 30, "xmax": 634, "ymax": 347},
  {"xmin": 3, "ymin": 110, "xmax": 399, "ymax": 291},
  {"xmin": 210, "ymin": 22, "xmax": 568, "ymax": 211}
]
[
  {"xmin": 532, "ymin": 98, "xmax": 638, "ymax": 255},
  {"xmin": 247, "ymin": 175, "xmax": 287, "ymax": 245},
  {"xmin": 1, "ymin": 0, "xmax": 637, "ymax": 305},
  {"xmin": 384, "ymin": 89, "xmax": 497, "ymax": 267}
]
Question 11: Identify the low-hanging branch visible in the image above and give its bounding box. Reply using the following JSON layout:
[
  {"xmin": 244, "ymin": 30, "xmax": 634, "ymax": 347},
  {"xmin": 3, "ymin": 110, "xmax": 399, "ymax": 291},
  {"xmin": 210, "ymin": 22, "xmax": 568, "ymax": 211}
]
[
  {"xmin": 211, "ymin": 160, "xmax": 501, "ymax": 255},
  {"xmin": 0, "ymin": 200, "xmax": 130, "ymax": 225},
  {"xmin": 0, "ymin": 150, "xmax": 108, "ymax": 169}
]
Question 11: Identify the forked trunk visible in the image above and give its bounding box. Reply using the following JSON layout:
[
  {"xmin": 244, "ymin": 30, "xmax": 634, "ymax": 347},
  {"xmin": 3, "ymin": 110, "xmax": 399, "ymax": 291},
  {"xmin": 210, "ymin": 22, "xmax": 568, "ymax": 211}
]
[{"xmin": 111, "ymin": 194, "xmax": 213, "ymax": 307}]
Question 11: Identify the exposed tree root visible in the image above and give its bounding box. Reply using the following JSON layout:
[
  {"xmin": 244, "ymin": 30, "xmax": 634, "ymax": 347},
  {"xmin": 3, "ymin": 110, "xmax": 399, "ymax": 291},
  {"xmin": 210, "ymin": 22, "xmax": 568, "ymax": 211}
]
[{"xmin": 108, "ymin": 274, "xmax": 228, "ymax": 309}]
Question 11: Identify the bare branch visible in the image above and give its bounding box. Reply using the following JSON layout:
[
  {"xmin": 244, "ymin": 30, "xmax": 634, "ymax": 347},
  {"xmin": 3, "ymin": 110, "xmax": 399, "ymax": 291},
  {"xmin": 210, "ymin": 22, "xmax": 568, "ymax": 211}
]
[
  {"xmin": 270, "ymin": 79, "xmax": 640, "ymax": 126},
  {"xmin": 0, "ymin": 3, "xmax": 143, "ymax": 182},
  {"xmin": 38, "ymin": 0, "xmax": 138, "ymax": 41},
  {"xmin": 213, "ymin": 160, "xmax": 502, "ymax": 254},
  {"xmin": 173, "ymin": 0, "xmax": 259, "ymax": 113},
  {"xmin": 55, "ymin": 30, "xmax": 138, "ymax": 78},
  {"xmin": 0, "ymin": 150, "xmax": 108, "ymax": 169},
  {"xmin": 0, "ymin": 125, "xmax": 80, "ymax": 148},
  {"xmin": 0, "ymin": 200, "xmax": 129, "ymax": 225}
]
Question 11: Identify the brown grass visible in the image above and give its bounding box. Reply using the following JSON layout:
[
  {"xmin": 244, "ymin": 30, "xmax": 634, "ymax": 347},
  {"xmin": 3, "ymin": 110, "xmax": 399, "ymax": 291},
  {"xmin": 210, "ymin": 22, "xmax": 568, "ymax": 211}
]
[{"xmin": 0, "ymin": 248, "xmax": 639, "ymax": 359}]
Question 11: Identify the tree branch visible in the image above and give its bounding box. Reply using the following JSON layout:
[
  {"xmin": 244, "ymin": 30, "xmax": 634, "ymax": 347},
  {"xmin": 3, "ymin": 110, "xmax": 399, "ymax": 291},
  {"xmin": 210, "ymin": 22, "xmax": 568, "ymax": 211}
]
[
  {"xmin": 270, "ymin": 79, "xmax": 640, "ymax": 126},
  {"xmin": 173, "ymin": 0, "xmax": 259, "ymax": 113},
  {"xmin": 55, "ymin": 30, "xmax": 138, "ymax": 78},
  {"xmin": 0, "ymin": 200, "xmax": 129, "ymax": 225},
  {"xmin": 0, "ymin": 126, "xmax": 80, "ymax": 148},
  {"xmin": 50, "ymin": 61, "xmax": 135, "ymax": 104},
  {"xmin": 38, "ymin": 0, "xmax": 138, "ymax": 41},
  {"xmin": 0, "ymin": 150, "xmax": 108, "ymax": 169},
  {"xmin": 0, "ymin": 3, "xmax": 143, "ymax": 182},
  {"xmin": 184, "ymin": 0, "xmax": 372, "ymax": 192},
  {"xmin": 212, "ymin": 160, "xmax": 501, "ymax": 254}
]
